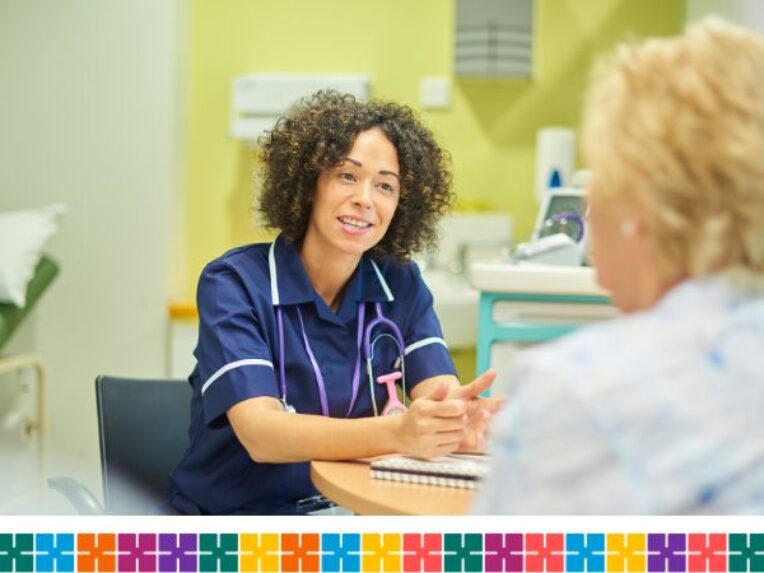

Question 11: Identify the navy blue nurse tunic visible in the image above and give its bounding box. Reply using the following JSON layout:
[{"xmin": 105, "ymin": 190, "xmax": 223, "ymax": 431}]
[{"xmin": 167, "ymin": 234, "xmax": 456, "ymax": 514}]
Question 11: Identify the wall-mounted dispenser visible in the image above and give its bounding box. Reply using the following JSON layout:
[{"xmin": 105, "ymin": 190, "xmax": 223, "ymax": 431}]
[{"xmin": 454, "ymin": 0, "xmax": 533, "ymax": 78}]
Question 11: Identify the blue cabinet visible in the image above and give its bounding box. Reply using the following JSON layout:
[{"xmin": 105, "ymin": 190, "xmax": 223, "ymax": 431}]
[{"xmin": 469, "ymin": 263, "xmax": 616, "ymax": 379}]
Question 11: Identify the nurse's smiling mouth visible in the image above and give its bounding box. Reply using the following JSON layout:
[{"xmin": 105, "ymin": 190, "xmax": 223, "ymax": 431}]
[{"xmin": 337, "ymin": 215, "xmax": 374, "ymax": 235}]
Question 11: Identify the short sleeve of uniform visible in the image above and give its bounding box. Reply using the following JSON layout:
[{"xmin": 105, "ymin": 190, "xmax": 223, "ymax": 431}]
[
  {"xmin": 401, "ymin": 264, "xmax": 457, "ymax": 393},
  {"xmin": 195, "ymin": 261, "xmax": 280, "ymax": 426}
]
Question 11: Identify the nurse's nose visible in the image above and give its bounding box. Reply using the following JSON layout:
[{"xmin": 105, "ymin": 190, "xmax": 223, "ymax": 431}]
[{"xmin": 351, "ymin": 181, "xmax": 373, "ymax": 209}]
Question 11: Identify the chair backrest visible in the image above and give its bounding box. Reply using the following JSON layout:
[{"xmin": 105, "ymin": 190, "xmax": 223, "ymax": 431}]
[{"xmin": 95, "ymin": 376, "xmax": 191, "ymax": 514}]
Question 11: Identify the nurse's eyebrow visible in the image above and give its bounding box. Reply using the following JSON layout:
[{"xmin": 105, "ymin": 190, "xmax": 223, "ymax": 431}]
[
  {"xmin": 343, "ymin": 157, "xmax": 400, "ymax": 180},
  {"xmin": 380, "ymin": 169, "xmax": 400, "ymax": 181}
]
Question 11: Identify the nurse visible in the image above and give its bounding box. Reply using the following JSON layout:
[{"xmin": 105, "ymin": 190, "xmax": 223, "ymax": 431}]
[{"xmin": 167, "ymin": 90, "xmax": 500, "ymax": 514}]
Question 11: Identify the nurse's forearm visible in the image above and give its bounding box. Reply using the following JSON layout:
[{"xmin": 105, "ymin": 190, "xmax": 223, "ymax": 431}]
[{"xmin": 228, "ymin": 398, "xmax": 403, "ymax": 463}]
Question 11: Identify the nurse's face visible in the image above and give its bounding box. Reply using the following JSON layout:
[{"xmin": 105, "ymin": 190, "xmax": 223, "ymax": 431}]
[{"xmin": 306, "ymin": 128, "xmax": 400, "ymax": 259}]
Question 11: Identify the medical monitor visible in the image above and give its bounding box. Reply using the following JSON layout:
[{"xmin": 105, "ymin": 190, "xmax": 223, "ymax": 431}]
[{"xmin": 532, "ymin": 188, "xmax": 586, "ymax": 242}]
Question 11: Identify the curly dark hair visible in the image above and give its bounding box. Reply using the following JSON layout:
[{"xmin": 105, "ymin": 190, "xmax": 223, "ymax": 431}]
[{"xmin": 257, "ymin": 90, "xmax": 454, "ymax": 262}]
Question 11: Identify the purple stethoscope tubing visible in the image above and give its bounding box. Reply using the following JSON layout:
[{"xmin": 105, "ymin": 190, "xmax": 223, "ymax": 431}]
[
  {"xmin": 295, "ymin": 307, "xmax": 330, "ymax": 417},
  {"xmin": 364, "ymin": 303, "xmax": 407, "ymax": 416},
  {"xmin": 548, "ymin": 211, "xmax": 585, "ymax": 242},
  {"xmin": 275, "ymin": 301, "xmax": 404, "ymax": 417}
]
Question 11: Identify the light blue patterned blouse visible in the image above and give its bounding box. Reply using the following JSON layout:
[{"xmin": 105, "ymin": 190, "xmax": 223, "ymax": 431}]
[{"xmin": 473, "ymin": 273, "xmax": 764, "ymax": 514}]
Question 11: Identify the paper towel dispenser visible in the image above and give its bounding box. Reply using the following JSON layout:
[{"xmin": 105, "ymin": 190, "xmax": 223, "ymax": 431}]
[{"xmin": 230, "ymin": 74, "xmax": 371, "ymax": 142}]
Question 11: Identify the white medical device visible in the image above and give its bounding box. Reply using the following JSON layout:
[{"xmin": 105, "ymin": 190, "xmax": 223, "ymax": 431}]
[
  {"xmin": 513, "ymin": 188, "xmax": 587, "ymax": 266},
  {"xmin": 513, "ymin": 233, "xmax": 582, "ymax": 266},
  {"xmin": 532, "ymin": 188, "xmax": 586, "ymax": 242}
]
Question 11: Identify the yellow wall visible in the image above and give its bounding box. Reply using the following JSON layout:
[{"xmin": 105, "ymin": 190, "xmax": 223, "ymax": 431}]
[{"xmin": 183, "ymin": 0, "xmax": 684, "ymax": 295}]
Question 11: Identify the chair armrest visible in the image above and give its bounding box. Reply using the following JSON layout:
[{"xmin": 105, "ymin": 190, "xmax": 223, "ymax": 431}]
[{"xmin": 47, "ymin": 477, "xmax": 105, "ymax": 515}]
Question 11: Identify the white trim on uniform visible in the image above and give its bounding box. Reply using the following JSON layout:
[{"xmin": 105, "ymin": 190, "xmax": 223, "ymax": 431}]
[
  {"xmin": 370, "ymin": 260, "xmax": 394, "ymax": 302},
  {"xmin": 268, "ymin": 241, "xmax": 280, "ymax": 305},
  {"xmin": 404, "ymin": 337, "xmax": 448, "ymax": 356},
  {"xmin": 201, "ymin": 358, "xmax": 275, "ymax": 395}
]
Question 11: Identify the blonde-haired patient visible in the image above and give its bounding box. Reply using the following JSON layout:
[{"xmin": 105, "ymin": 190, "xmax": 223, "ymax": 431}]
[{"xmin": 474, "ymin": 18, "xmax": 764, "ymax": 514}]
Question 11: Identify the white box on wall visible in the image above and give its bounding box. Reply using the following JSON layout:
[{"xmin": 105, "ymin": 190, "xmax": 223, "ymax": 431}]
[
  {"xmin": 230, "ymin": 73, "xmax": 371, "ymax": 143},
  {"xmin": 419, "ymin": 76, "xmax": 452, "ymax": 109}
]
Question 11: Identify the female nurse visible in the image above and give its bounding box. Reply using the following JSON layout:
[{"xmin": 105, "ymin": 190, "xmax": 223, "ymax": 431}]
[{"xmin": 167, "ymin": 91, "xmax": 500, "ymax": 514}]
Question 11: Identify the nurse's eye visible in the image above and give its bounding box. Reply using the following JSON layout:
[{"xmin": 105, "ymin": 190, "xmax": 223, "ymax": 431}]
[
  {"xmin": 377, "ymin": 181, "xmax": 398, "ymax": 195},
  {"xmin": 338, "ymin": 171, "xmax": 357, "ymax": 183}
]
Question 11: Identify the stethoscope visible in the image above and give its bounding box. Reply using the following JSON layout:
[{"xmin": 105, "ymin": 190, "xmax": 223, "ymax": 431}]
[
  {"xmin": 275, "ymin": 301, "xmax": 408, "ymax": 418},
  {"xmin": 544, "ymin": 211, "xmax": 585, "ymax": 242}
]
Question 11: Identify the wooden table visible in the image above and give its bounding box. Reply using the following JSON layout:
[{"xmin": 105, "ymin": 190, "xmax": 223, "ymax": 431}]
[{"xmin": 310, "ymin": 460, "xmax": 474, "ymax": 515}]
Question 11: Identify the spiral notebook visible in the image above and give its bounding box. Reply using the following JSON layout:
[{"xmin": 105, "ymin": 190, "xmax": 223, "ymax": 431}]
[{"xmin": 369, "ymin": 453, "xmax": 489, "ymax": 489}]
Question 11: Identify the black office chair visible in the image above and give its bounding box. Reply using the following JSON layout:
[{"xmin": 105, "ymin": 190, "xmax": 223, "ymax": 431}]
[{"xmin": 49, "ymin": 376, "xmax": 191, "ymax": 514}]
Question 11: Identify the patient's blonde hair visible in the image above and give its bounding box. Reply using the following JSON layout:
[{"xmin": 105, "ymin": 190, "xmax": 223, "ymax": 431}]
[{"xmin": 582, "ymin": 17, "xmax": 764, "ymax": 280}]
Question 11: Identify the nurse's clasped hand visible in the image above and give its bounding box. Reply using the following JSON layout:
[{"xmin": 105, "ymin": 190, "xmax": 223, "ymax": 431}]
[
  {"xmin": 392, "ymin": 380, "xmax": 471, "ymax": 459},
  {"xmin": 405, "ymin": 368, "xmax": 501, "ymax": 455},
  {"xmin": 453, "ymin": 369, "xmax": 504, "ymax": 452},
  {"xmin": 392, "ymin": 368, "xmax": 501, "ymax": 457}
]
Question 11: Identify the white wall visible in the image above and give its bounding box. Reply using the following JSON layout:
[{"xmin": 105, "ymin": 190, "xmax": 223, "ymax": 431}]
[
  {"xmin": 687, "ymin": 0, "xmax": 764, "ymax": 32},
  {"xmin": 0, "ymin": 0, "xmax": 185, "ymax": 509}
]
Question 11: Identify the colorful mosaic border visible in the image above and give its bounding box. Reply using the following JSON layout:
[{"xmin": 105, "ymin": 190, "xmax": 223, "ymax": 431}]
[{"xmin": 1, "ymin": 532, "xmax": 763, "ymax": 572}]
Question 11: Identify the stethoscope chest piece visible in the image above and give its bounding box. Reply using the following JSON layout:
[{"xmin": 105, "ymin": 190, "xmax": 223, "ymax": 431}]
[
  {"xmin": 376, "ymin": 371, "xmax": 408, "ymax": 417},
  {"xmin": 281, "ymin": 399, "xmax": 296, "ymax": 414}
]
